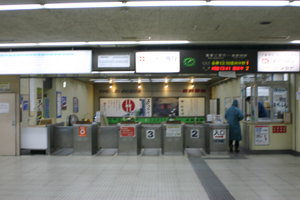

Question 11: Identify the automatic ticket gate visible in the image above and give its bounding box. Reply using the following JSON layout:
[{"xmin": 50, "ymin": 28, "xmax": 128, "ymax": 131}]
[
  {"xmin": 118, "ymin": 121, "xmax": 142, "ymax": 155},
  {"xmin": 162, "ymin": 121, "xmax": 185, "ymax": 155},
  {"xmin": 204, "ymin": 123, "xmax": 229, "ymax": 155},
  {"xmin": 73, "ymin": 124, "xmax": 98, "ymax": 155},
  {"xmin": 184, "ymin": 124, "xmax": 205, "ymax": 149}
]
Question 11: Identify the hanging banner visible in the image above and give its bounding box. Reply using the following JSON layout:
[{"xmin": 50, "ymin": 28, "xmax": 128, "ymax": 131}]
[{"xmin": 100, "ymin": 98, "xmax": 151, "ymax": 117}]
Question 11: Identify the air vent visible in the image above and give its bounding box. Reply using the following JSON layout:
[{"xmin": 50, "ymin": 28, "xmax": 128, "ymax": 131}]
[
  {"xmin": 259, "ymin": 36, "xmax": 290, "ymax": 40},
  {"xmin": 121, "ymin": 36, "xmax": 151, "ymax": 40}
]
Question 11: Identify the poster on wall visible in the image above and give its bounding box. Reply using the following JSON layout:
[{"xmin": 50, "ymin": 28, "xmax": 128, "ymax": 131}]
[
  {"xmin": 254, "ymin": 125, "xmax": 269, "ymax": 145},
  {"xmin": 178, "ymin": 98, "xmax": 205, "ymax": 116},
  {"xmin": 100, "ymin": 98, "xmax": 151, "ymax": 117},
  {"xmin": 224, "ymin": 97, "xmax": 231, "ymax": 112},
  {"xmin": 45, "ymin": 98, "xmax": 49, "ymax": 118},
  {"xmin": 37, "ymin": 88, "xmax": 43, "ymax": 118},
  {"xmin": 56, "ymin": 91, "xmax": 62, "ymax": 118},
  {"xmin": 153, "ymin": 97, "xmax": 178, "ymax": 117},
  {"xmin": 61, "ymin": 96, "xmax": 67, "ymax": 110},
  {"xmin": 73, "ymin": 97, "xmax": 78, "ymax": 113}
]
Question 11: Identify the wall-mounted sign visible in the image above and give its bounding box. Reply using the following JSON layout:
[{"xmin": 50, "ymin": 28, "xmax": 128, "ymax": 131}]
[
  {"xmin": 0, "ymin": 82, "xmax": 10, "ymax": 92},
  {"xmin": 0, "ymin": 50, "xmax": 92, "ymax": 74},
  {"xmin": 255, "ymin": 125, "xmax": 269, "ymax": 145},
  {"xmin": 178, "ymin": 98, "xmax": 205, "ymax": 116},
  {"xmin": 121, "ymin": 127, "xmax": 135, "ymax": 137},
  {"xmin": 257, "ymin": 51, "xmax": 300, "ymax": 72},
  {"xmin": 135, "ymin": 51, "xmax": 180, "ymax": 73},
  {"xmin": 272, "ymin": 126, "xmax": 286, "ymax": 133},
  {"xmin": 98, "ymin": 55, "xmax": 130, "ymax": 68}
]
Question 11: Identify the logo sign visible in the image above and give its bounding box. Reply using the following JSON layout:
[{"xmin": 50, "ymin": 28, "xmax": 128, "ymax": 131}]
[
  {"xmin": 79, "ymin": 126, "xmax": 87, "ymax": 137},
  {"xmin": 146, "ymin": 129, "xmax": 155, "ymax": 139},
  {"xmin": 121, "ymin": 127, "xmax": 135, "ymax": 137},
  {"xmin": 122, "ymin": 99, "xmax": 135, "ymax": 113},
  {"xmin": 272, "ymin": 126, "xmax": 286, "ymax": 133},
  {"xmin": 190, "ymin": 129, "xmax": 199, "ymax": 138},
  {"xmin": 183, "ymin": 57, "xmax": 196, "ymax": 67},
  {"xmin": 213, "ymin": 129, "xmax": 226, "ymax": 140}
]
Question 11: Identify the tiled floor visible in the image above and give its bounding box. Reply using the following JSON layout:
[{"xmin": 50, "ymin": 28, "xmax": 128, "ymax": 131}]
[{"xmin": 0, "ymin": 152, "xmax": 300, "ymax": 200}]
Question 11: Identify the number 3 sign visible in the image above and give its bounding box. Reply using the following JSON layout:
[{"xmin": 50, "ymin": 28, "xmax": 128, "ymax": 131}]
[{"xmin": 146, "ymin": 129, "xmax": 155, "ymax": 139}]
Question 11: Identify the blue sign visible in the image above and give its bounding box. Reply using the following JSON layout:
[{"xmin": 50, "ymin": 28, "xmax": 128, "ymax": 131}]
[
  {"xmin": 45, "ymin": 98, "xmax": 49, "ymax": 118},
  {"xmin": 23, "ymin": 101, "xmax": 28, "ymax": 111}
]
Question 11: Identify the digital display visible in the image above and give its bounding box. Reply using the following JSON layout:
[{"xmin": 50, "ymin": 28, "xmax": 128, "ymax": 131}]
[
  {"xmin": 135, "ymin": 51, "xmax": 180, "ymax": 73},
  {"xmin": 199, "ymin": 51, "xmax": 257, "ymax": 73}
]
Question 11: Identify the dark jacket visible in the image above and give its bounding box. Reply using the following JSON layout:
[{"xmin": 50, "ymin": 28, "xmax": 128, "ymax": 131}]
[
  {"xmin": 225, "ymin": 100, "xmax": 244, "ymax": 141},
  {"xmin": 258, "ymin": 101, "xmax": 268, "ymax": 118}
]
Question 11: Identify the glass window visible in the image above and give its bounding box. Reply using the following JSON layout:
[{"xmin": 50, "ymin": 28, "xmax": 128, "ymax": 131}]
[
  {"xmin": 257, "ymin": 86, "xmax": 271, "ymax": 120},
  {"xmin": 273, "ymin": 88, "xmax": 288, "ymax": 120}
]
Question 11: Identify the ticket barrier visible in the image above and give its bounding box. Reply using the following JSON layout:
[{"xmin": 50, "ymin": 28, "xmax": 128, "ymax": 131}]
[
  {"xmin": 97, "ymin": 126, "xmax": 118, "ymax": 156},
  {"xmin": 73, "ymin": 124, "xmax": 98, "ymax": 155},
  {"xmin": 204, "ymin": 123, "xmax": 229, "ymax": 155},
  {"xmin": 162, "ymin": 121, "xmax": 185, "ymax": 155},
  {"xmin": 141, "ymin": 124, "xmax": 162, "ymax": 156},
  {"xmin": 184, "ymin": 124, "xmax": 205, "ymax": 149},
  {"xmin": 118, "ymin": 121, "xmax": 142, "ymax": 155},
  {"xmin": 51, "ymin": 126, "xmax": 73, "ymax": 155}
]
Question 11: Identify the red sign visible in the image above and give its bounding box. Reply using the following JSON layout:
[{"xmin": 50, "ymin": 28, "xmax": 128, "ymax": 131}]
[
  {"xmin": 272, "ymin": 126, "xmax": 286, "ymax": 133},
  {"xmin": 121, "ymin": 127, "xmax": 135, "ymax": 137},
  {"xmin": 79, "ymin": 126, "xmax": 87, "ymax": 137},
  {"xmin": 122, "ymin": 99, "xmax": 135, "ymax": 112},
  {"xmin": 182, "ymin": 89, "xmax": 206, "ymax": 93}
]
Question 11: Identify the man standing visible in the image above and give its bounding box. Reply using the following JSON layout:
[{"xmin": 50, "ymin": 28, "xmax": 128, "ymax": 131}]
[
  {"xmin": 246, "ymin": 96, "xmax": 268, "ymax": 118},
  {"xmin": 225, "ymin": 100, "xmax": 244, "ymax": 152}
]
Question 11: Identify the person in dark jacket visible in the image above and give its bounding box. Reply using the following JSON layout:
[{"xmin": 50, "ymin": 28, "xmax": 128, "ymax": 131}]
[
  {"xmin": 246, "ymin": 96, "xmax": 268, "ymax": 118},
  {"xmin": 225, "ymin": 99, "xmax": 244, "ymax": 152}
]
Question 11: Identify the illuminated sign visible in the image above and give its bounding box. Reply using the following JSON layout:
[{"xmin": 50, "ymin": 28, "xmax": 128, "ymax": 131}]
[
  {"xmin": 199, "ymin": 51, "xmax": 256, "ymax": 73},
  {"xmin": 98, "ymin": 55, "xmax": 130, "ymax": 68},
  {"xmin": 183, "ymin": 57, "xmax": 196, "ymax": 67},
  {"xmin": 135, "ymin": 51, "xmax": 180, "ymax": 73},
  {"xmin": 257, "ymin": 51, "xmax": 300, "ymax": 72}
]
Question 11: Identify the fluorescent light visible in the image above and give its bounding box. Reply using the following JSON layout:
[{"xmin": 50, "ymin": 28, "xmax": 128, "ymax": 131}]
[
  {"xmin": 291, "ymin": 40, "xmax": 300, "ymax": 44},
  {"xmin": 170, "ymin": 78, "xmax": 191, "ymax": 82},
  {"xmin": 126, "ymin": 1, "xmax": 207, "ymax": 7},
  {"xmin": 151, "ymin": 78, "xmax": 170, "ymax": 82},
  {"xmin": 194, "ymin": 78, "xmax": 211, "ymax": 82},
  {"xmin": 208, "ymin": 1, "xmax": 289, "ymax": 7},
  {"xmin": 44, "ymin": 2, "xmax": 123, "ymax": 9},
  {"xmin": 0, "ymin": 43, "xmax": 37, "ymax": 47},
  {"xmin": 139, "ymin": 41, "xmax": 189, "ymax": 44},
  {"xmin": 112, "ymin": 79, "xmax": 131, "ymax": 82},
  {"xmin": 98, "ymin": 71, "xmax": 135, "ymax": 74},
  {"xmin": 131, "ymin": 79, "xmax": 150, "ymax": 82},
  {"xmin": 38, "ymin": 42, "xmax": 86, "ymax": 46},
  {"xmin": 88, "ymin": 41, "xmax": 138, "ymax": 45},
  {"xmin": 0, "ymin": 4, "xmax": 43, "ymax": 11}
]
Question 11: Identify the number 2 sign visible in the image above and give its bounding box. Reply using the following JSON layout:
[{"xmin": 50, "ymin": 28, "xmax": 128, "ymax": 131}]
[
  {"xmin": 190, "ymin": 129, "xmax": 199, "ymax": 138},
  {"xmin": 146, "ymin": 129, "xmax": 155, "ymax": 139}
]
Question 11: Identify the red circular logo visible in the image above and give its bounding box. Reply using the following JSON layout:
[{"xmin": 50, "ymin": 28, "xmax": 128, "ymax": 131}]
[{"xmin": 122, "ymin": 99, "xmax": 135, "ymax": 112}]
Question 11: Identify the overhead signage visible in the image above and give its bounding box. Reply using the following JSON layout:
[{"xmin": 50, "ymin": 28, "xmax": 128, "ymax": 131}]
[
  {"xmin": 135, "ymin": 51, "xmax": 180, "ymax": 73},
  {"xmin": 180, "ymin": 50, "xmax": 257, "ymax": 73},
  {"xmin": 199, "ymin": 51, "xmax": 256, "ymax": 73},
  {"xmin": 98, "ymin": 55, "xmax": 130, "ymax": 68},
  {"xmin": 0, "ymin": 50, "xmax": 92, "ymax": 74},
  {"xmin": 257, "ymin": 51, "xmax": 300, "ymax": 72}
]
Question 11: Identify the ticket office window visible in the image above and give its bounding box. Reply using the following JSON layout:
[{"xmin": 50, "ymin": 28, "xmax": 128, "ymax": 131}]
[
  {"xmin": 257, "ymin": 86, "xmax": 271, "ymax": 121},
  {"xmin": 273, "ymin": 88, "xmax": 288, "ymax": 121}
]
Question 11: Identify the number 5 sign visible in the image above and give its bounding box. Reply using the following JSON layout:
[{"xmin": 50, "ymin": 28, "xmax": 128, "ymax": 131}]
[
  {"xmin": 146, "ymin": 129, "xmax": 155, "ymax": 139},
  {"xmin": 190, "ymin": 129, "xmax": 199, "ymax": 138},
  {"xmin": 79, "ymin": 126, "xmax": 87, "ymax": 137}
]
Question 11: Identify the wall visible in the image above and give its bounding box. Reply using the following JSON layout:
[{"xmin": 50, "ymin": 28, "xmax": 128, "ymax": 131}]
[
  {"xmin": 93, "ymin": 82, "xmax": 210, "ymax": 117},
  {"xmin": 44, "ymin": 78, "xmax": 94, "ymax": 124},
  {"xmin": 0, "ymin": 75, "xmax": 20, "ymax": 155},
  {"xmin": 211, "ymin": 77, "xmax": 242, "ymax": 118}
]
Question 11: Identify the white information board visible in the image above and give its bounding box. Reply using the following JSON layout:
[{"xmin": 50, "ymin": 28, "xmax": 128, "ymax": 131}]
[
  {"xmin": 0, "ymin": 50, "xmax": 92, "ymax": 74},
  {"xmin": 135, "ymin": 51, "xmax": 180, "ymax": 73},
  {"xmin": 254, "ymin": 125, "xmax": 269, "ymax": 145},
  {"xmin": 178, "ymin": 98, "xmax": 205, "ymax": 116},
  {"xmin": 100, "ymin": 98, "xmax": 151, "ymax": 117},
  {"xmin": 98, "ymin": 55, "xmax": 130, "ymax": 68},
  {"xmin": 166, "ymin": 125, "xmax": 181, "ymax": 137},
  {"xmin": 257, "ymin": 51, "xmax": 300, "ymax": 72}
]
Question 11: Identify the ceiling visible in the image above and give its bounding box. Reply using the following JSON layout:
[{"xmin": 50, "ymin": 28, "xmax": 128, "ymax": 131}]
[{"xmin": 2, "ymin": 0, "xmax": 300, "ymax": 83}]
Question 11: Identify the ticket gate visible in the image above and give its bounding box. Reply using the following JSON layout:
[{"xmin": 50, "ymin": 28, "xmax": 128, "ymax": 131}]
[
  {"xmin": 162, "ymin": 121, "xmax": 185, "ymax": 155},
  {"xmin": 73, "ymin": 124, "xmax": 98, "ymax": 155},
  {"xmin": 118, "ymin": 121, "xmax": 142, "ymax": 155},
  {"xmin": 184, "ymin": 124, "xmax": 205, "ymax": 148},
  {"xmin": 204, "ymin": 123, "xmax": 229, "ymax": 155}
]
